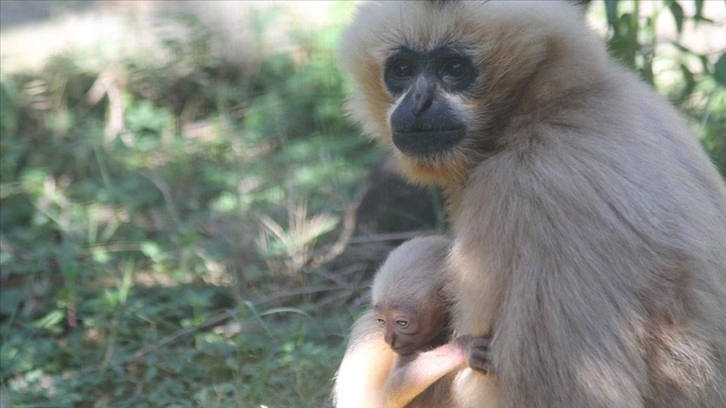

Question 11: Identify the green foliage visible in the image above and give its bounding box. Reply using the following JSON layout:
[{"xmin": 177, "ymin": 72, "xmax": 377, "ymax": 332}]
[
  {"xmin": 715, "ymin": 54, "xmax": 726, "ymax": 88},
  {"xmin": 603, "ymin": 0, "xmax": 726, "ymax": 172},
  {"xmin": 1, "ymin": 2, "xmax": 362, "ymax": 406}
]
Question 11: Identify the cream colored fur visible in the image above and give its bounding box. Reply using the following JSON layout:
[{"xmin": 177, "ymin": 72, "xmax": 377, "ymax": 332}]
[{"xmin": 340, "ymin": 1, "xmax": 726, "ymax": 407}]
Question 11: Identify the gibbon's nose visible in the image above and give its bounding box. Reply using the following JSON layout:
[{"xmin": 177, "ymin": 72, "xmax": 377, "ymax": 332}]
[
  {"xmin": 384, "ymin": 331, "xmax": 396, "ymax": 347},
  {"xmin": 410, "ymin": 77, "xmax": 434, "ymax": 117}
]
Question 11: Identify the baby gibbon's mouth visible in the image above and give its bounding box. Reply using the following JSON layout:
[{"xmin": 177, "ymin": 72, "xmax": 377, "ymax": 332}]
[{"xmin": 391, "ymin": 343, "xmax": 418, "ymax": 356}]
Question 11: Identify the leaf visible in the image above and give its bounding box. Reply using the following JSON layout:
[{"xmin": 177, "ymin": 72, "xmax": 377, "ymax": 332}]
[
  {"xmin": 140, "ymin": 240, "xmax": 162, "ymax": 259},
  {"xmin": 670, "ymin": 41, "xmax": 692, "ymax": 54},
  {"xmin": 714, "ymin": 54, "xmax": 726, "ymax": 88},
  {"xmin": 694, "ymin": 0, "xmax": 704, "ymax": 21},
  {"xmin": 608, "ymin": 17, "xmax": 640, "ymax": 70},
  {"xmin": 667, "ymin": 0, "xmax": 684, "ymax": 34},
  {"xmin": 33, "ymin": 309, "xmax": 65, "ymax": 329},
  {"xmin": 698, "ymin": 55, "xmax": 710, "ymax": 75},
  {"xmin": 260, "ymin": 307, "xmax": 312, "ymax": 319},
  {"xmin": 676, "ymin": 63, "xmax": 696, "ymax": 103},
  {"xmin": 605, "ymin": 0, "xmax": 620, "ymax": 32}
]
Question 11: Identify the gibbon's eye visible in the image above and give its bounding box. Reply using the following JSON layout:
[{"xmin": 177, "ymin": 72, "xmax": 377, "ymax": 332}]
[
  {"xmin": 376, "ymin": 319, "xmax": 385, "ymax": 327},
  {"xmin": 435, "ymin": 53, "xmax": 476, "ymax": 91},
  {"xmin": 441, "ymin": 58, "xmax": 467, "ymax": 78},
  {"xmin": 392, "ymin": 61, "xmax": 414, "ymax": 79},
  {"xmin": 395, "ymin": 320, "xmax": 409, "ymax": 328},
  {"xmin": 384, "ymin": 51, "xmax": 418, "ymax": 94}
]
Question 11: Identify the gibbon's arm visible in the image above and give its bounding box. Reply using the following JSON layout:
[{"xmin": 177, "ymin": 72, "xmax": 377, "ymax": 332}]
[
  {"xmin": 333, "ymin": 312, "xmax": 393, "ymax": 408},
  {"xmin": 384, "ymin": 337, "xmax": 469, "ymax": 408},
  {"xmin": 458, "ymin": 138, "xmax": 658, "ymax": 407}
]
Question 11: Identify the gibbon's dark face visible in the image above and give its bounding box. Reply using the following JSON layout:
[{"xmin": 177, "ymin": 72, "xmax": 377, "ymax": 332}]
[
  {"xmin": 384, "ymin": 46, "xmax": 477, "ymax": 158},
  {"xmin": 341, "ymin": 1, "xmax": 601, "ymax": 186}
]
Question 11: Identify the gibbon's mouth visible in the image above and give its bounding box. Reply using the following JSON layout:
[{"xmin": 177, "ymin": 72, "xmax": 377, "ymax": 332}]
[{"xmin": 392, "ymin": 128, "xmax": 465, "ymax": 158}]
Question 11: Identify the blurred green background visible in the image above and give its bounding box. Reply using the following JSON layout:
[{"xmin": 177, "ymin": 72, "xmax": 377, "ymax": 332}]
[{"xmin": 1, "ymin": 1, "xmax": 724, "ymax": 407}]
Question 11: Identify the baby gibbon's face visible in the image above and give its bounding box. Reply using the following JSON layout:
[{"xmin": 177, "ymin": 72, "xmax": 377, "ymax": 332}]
[{"xmin": 374, "ymin": 303, "xmax": 447, "ymax": 356}]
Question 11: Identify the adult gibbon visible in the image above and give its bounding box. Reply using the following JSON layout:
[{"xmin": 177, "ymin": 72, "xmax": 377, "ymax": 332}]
[
  {"xmin": 333, "ymin": 236, "xmax": 495, "ymax": 408},
  {"xmin": 340, "ymin": 1, "xmax": 726, "ymax": 407}
]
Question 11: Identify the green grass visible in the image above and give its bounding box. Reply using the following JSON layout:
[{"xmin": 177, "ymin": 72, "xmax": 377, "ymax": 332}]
[
  {"xmin": 0, "ymin": 3, "xmax": 371, "ymax": 406},
  {"xmin": 1, "ymin": 1, "xmax": 724, "ymax": 407}
]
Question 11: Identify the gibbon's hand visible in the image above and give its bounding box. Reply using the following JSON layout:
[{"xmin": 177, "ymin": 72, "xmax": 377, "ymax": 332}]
[
  {"xmin": 454, "ymin": 335, "xmax": 492, "ymax": 374},
  {"xmin": 468, "ymin": 336, "xmax": 492, "ymax": 375}
]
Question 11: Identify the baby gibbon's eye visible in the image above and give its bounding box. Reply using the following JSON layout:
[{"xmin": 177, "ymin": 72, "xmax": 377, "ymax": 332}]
[
  {"xmin": 395, "ymin": 320, "xmax": 409, "ymax": 328},
  {"xmin": 376, "ymin": 319, "xmax": 385, "ymax": 327}
]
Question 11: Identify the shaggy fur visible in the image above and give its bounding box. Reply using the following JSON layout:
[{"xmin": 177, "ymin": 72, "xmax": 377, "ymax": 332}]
[{"xmin": 340, "ymin": 1, "xmax": 726, "ymax": 407}]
